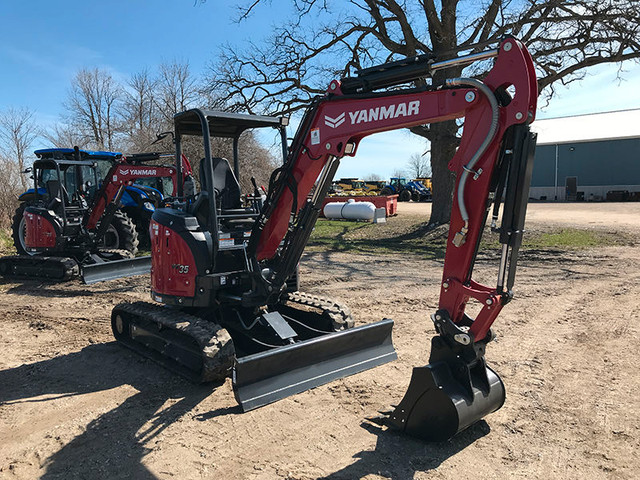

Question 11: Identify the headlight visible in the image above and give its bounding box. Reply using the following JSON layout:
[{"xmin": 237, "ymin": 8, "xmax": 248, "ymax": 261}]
[{"xmin": 143, "ymin": 201, "xmax": 155, "ymax": 211}]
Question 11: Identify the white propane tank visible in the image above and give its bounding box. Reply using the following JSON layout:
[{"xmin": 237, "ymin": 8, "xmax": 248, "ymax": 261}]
[{"xmin": 323, "ymin": 199, "xmax": 376, "ymax": 221}]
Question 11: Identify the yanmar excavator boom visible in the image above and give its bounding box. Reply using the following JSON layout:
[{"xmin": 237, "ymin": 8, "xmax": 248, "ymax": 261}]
[{"xmin": 112, "ymin": 37, "xmax": 537, "ymax": 441}]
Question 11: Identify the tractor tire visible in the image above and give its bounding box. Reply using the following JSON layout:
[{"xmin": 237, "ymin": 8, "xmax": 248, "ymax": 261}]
[
  {"xmin": 411, "ymin": 192, "xmax": 420, "ymax": 202},
  {"xmin": 379, "ymin": 187, "xmax": 393, "ymax": 196},
  {"xmin": 99, "ymin": 210, "xmax": 139, "ymax": 256},
  {"xmin": 11, "ymin": 203, "xmax": 33, "ymax": 256},
  {"xmin": 399, "ymin": 189, "xmax": 412, "ymax": 202}
]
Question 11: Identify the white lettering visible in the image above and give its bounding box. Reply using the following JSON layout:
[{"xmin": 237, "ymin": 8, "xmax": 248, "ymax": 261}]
[
  {"xmin": 394, "ymin": 102, "xmax": 407, "ymax": 118},
  {"xmin": 337, "ymin": 101, "xmax": 421, "ymax": 127},
  {"xmin": 127, "ymin": 169, "xmax": 158, "ymax": 176},
  {"xmin": 380, "ymin": 105, "xmax": 395, "ymax": 120}
]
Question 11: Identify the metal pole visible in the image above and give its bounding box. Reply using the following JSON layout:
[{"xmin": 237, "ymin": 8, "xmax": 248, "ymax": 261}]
[
  {"xmin": 233, "ymin": 137, "xmax": 240, "ymax": 179},
  {"xmin": 554, "ymin": 144, "xmax": 558, "ymax": 201},
  {"xmin": 175, "ymin": 120, "xmax": 183, "ymax": 198},
  {"xmin": 280, "ymin": 126, "xmax": 288, "ymax": 164}
]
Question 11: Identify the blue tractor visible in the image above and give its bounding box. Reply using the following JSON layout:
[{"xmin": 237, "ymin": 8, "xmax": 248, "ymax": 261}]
[
  {"xmin": 406, "ymin": 179, "xmax": 432, "ymax": 202},
  {"xmin": 13, "ymin": 148, "xmax": 178, "ymax": 254},
  {"xmin": 379, "ymin": 177, "xmax": 431, "ymax": 202}
]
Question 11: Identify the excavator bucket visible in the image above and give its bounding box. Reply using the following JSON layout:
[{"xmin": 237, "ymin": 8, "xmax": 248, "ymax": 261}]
[
  {"xmin": 383, "ymin": 336, "xmax": 505, "ymax": 441},
  {"xmin": 82, "ymin": 255, "xmax": 152, "ymax": 284},
  {"xmin": 233, "ymin": 318, "xmax": 396, "ymax": 411}
]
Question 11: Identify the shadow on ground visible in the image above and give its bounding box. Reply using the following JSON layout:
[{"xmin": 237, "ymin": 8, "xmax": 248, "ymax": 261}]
[
  {"xmin": 2, "ymin": 278, "xmax": 147, "ymax": 297},
  {"xmin": 0, "ymin": 343, "xmax": 229, "ymax": 479},
  {"xmin": 321, "ymin": 420, "xmax": 490, "ymax": 479}
]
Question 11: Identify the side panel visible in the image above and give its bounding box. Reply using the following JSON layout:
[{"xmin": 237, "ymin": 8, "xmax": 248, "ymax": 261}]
[
  {"xmin": 150, "ymin": 219, "xmax": 198, "ymax": 298},
  {"xmin": 24, "ymin": 210, "xmax": 58, "ymax": 249}
]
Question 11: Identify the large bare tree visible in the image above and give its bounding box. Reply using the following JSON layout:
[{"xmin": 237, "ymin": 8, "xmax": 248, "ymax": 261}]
[
  {"xmin": 0, "ymin": 107, "xmax": 40, "ymax": 190},
  {"xmin": 64, "ymin": 68, "xmax": 123, "ymax": 151},
  {"xmin": 0, "ymin": 155, "xmax": 24, "ymax": 228},
  {"xmin": 155, "ymin": 60, "xmax": 200, "ymax": 125},
  {"xmin": 122, "ymin": 69, "xmax": 159, "ymax": 152},
  {"xmin": 407, "ymin": 152, "xmax": 431, "ymax": 179},
  {"xmin": 43, "ymin": 123, "xmax": 89, "ymax": 150},
  {"xmin": 205, "ymin": 0, "xmax": 640, "ymax": 225}
]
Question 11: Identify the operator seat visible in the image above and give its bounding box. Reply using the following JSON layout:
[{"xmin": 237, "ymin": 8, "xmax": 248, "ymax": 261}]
[
  {"xmin": 45, "ymin": 180, "xmax": 69, "ymax": 214},
  {"xmin": 210, "ymin": 157, "xmax": 242, "ymax": 210},
  {"xmin": 190, "ymin": 157, "xmax": 254, "ymax": 230}
]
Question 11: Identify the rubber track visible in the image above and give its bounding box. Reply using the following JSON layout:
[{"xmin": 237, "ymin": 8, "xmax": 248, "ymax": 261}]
[
  {"xmin": 113, "ymin": 301, "xmax": 235, "ymax": 383},
  {"xmin": 0, "ymin": 255, "xmax": 79, "ymax": 281},
  {"xmin": 283, "ymin": 291, "xmax": 354, "ymax": 330}
]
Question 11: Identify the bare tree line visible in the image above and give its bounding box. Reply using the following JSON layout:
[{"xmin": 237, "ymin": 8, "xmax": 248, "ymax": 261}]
[{"xmin": 0, "ymin": 60, "xmax": 278, "ymax": 229}]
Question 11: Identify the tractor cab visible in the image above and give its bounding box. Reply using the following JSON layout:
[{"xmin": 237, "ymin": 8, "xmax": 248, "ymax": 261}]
[
  {"xmin": 22, "ymin": 157, "xmax": 101, "ymax": 252},
  {"xmin": 390, "ymin": 177, "xmax": 407, "ymax": 188}
]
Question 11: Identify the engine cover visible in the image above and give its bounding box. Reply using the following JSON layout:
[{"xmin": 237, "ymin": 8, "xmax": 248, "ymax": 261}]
[
  {"xmin": 24, "ymin": 207, "xmax": 61, "ymax": 251},
  {"xmin": 150, "ymin": 208, "xmax": 210, "ymax": 299}
]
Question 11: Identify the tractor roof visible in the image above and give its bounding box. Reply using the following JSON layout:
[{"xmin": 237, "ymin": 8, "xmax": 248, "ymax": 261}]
[
  {"xmin": 35, "ymin": 148, "xmax": 122, "ymax": 161},
  {"xmin": 34, "ymin": 158, "xmax": 98, "ymax": 168},
  {"xmin": 173, "ymin": 108, "xmax": 287, "ymax": 139}
]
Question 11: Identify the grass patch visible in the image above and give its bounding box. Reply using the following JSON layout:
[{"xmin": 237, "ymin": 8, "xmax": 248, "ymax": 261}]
[
  {"xmin": 482, "ymin": 227, "xmax": 634, "ymax": 250},
  {"xmin": 0, "ymin": 229, "xmax": 15, "ymax": 255},
  {"xmin": 310, "ymin": 219, "xmax": 634, "ymax": 258},
  {"xmin": 308, "ymin": 218, "xmax": 448, "ymax": 259}
]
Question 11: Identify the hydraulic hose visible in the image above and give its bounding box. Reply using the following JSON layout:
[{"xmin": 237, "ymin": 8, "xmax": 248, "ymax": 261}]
[{"xmin": 446, "ymin": 77, "xmax": 499, "ymax": 246}]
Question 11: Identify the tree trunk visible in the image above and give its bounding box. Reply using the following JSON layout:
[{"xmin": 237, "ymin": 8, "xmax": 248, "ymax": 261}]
[
  {"xmin": 427, "ymin": 120, "xmax": 458, "ymax": 226},
  {"xmin": 17, "ymin": 157, "xmax": 27, "ymax": 191}
]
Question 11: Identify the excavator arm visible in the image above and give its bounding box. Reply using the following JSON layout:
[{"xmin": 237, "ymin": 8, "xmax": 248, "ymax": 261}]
[
  {"xmin": 246, "ymin": 37, "xmax": 538, "ymax": 439},
  {"xmin": 250, "ymin": 38, "xmax": 536, "ymax": 315}
]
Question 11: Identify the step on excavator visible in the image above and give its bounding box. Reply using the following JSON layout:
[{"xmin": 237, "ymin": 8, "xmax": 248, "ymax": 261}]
[
  {"xmin": 111, "ymin": 37, "xmax": 537, "ymax": 441},
  {"xmin": 0, "ymin": 148, "xmax": 194, "ymax": 284}
]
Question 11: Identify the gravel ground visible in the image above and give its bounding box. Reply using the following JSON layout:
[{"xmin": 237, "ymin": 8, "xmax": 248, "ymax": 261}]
[{"xmin": 1, "ymin": 202, "xmax": 639, "ymax": 479}]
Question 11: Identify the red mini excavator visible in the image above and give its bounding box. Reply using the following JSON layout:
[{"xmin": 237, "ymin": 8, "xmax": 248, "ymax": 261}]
[{"xmin": 112, "ymin": 37, "xmax": 537, "ymax": 441}]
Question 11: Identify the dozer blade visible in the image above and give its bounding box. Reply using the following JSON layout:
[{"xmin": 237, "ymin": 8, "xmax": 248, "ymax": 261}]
[
  {"xmin": 233, "ymin": 318, "xmax": 396, "ymax": 411},
  {"xmin": 82, "ymin": 256, "xmax": 152, "ymax": 284},
  {"xmin": 385, "ymin": 357, "xmax": 505, "ymax": 441}
]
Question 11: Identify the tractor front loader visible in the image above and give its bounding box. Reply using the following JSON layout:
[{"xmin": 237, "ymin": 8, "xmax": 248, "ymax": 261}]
[{"xmin": 111, "ymin": 36, "xmax": 538, "ymax": 441}]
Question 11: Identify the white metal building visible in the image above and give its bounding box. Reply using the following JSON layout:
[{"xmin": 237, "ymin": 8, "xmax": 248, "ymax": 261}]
[{"xmin": 529, "ymin": 109, "xmax": 640, "ymax": 201}]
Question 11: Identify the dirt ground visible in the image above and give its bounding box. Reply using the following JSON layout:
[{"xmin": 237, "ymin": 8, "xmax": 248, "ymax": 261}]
[{"xmin": 1, "ymin": 202, "xmax": 639, "ymax": 479}]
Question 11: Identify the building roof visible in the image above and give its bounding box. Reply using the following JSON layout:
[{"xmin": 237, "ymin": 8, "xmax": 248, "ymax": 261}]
[{"xmin": 531, "ymin": 108, "xmax": 640, "ymax": 145}]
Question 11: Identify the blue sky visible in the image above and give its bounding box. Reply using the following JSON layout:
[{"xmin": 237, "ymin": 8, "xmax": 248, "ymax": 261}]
[{"xmin": 1, "ymin": 1, "xmax": 639, "ymax": 179}]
